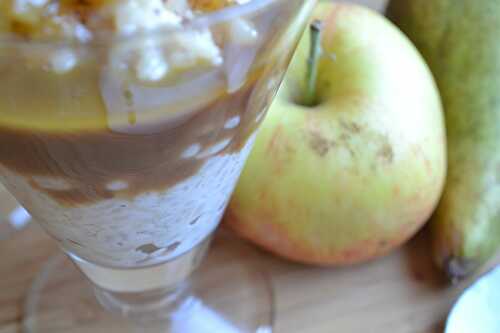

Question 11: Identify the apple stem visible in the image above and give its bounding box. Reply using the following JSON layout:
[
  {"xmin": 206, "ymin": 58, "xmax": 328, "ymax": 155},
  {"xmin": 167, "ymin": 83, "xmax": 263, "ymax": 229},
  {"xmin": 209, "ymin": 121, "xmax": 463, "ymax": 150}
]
[{"xmin": 304, "ymin": 20, "xmax": 323, "ymax": 107}]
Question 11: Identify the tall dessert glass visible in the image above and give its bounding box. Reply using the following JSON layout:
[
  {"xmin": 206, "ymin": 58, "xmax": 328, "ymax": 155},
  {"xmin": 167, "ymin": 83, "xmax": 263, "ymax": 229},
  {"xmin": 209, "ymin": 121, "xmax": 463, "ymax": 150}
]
[{"xmin": 0, "ymin": 0, "xmax": 315, "ymax": 331}]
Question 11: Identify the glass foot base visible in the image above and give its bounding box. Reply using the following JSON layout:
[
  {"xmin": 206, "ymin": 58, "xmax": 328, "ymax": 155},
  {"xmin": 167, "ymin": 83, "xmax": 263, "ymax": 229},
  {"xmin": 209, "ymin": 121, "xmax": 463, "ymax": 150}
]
[{"xmin": 23, "ymin": 232, "xmax": 274, "ymax": 333}]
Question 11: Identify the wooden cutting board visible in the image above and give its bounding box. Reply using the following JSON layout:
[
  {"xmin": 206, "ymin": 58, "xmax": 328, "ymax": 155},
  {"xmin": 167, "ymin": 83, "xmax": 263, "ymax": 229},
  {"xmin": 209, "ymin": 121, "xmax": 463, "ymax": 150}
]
[
  {"xmin": 1, "ymin": 1, "xmax": 499, "ymax": 332},
  {"xmin": 1, "ymin": 191, "xmax": 499, "ymax": 333}
]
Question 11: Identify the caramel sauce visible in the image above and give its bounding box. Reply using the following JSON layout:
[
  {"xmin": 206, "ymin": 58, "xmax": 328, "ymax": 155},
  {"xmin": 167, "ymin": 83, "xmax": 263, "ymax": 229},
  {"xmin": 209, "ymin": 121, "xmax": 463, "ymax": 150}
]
[
  {"xmin": 188, "ymin": 0, "xmax": 240, "ymax": 12},
  {"xmin": 0, "ymin": 75, "xmax": 270, "ymax": 206}
]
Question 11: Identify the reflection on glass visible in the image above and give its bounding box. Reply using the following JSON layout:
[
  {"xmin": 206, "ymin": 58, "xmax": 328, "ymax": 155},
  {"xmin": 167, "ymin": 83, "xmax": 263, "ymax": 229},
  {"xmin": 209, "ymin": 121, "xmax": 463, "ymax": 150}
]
[{"xmin": 0, "ymin": 184, "xmax": 31, "ymax": 240}]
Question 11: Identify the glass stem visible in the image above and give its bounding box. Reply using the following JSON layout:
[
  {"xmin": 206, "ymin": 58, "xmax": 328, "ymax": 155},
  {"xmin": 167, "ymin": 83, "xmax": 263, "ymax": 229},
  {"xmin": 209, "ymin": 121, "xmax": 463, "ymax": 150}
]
[
  {"xmin": 83, "ymin": 235, "xmax": 214, "ymax": 323},
  {"xmin": 94, "ymin": 282, "xmax": 193, "ymax": 323}
]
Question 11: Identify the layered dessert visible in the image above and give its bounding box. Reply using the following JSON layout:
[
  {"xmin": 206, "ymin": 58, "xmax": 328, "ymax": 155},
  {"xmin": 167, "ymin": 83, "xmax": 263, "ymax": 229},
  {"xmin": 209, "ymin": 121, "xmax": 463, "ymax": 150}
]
[{"xmin": 0, "ymin": 0, "xmax": 312, "ymax": 291}]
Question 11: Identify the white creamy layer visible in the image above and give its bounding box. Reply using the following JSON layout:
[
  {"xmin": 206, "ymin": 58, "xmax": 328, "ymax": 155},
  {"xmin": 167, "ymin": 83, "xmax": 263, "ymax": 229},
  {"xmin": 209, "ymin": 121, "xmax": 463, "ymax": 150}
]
[{"xmin": 0, "ymin": 134, "xmax": 256, "ymax": 269}]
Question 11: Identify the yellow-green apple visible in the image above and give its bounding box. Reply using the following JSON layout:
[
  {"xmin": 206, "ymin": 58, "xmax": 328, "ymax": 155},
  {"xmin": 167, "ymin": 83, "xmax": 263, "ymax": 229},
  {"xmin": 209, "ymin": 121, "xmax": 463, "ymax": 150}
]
[{"xmin": 224, "ymin": 2, "xmax": 447, "ymax": 265}]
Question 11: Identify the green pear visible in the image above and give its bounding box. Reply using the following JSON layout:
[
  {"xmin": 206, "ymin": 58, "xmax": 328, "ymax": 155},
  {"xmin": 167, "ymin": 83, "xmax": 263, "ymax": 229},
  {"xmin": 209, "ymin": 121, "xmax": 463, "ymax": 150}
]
[
  {"xmin": 224, "ymin": 2, "xmax": 446, "ymax": 265},
  {"xmin": 387, "ymin": 0, "xmax": 500, "ymax": 280}
]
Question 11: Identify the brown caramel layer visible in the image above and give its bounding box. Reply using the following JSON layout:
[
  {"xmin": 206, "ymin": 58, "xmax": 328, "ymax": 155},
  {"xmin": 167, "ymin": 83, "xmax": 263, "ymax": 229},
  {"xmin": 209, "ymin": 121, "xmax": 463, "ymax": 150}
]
[{"xmin": 0, "ymin": 76, "xmax": 274, "ymax": 207}]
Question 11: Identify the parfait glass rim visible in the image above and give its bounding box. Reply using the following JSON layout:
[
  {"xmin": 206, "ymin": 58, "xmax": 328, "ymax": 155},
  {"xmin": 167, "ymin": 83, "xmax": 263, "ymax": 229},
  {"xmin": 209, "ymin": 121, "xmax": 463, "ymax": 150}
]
[{"xmin": 0, "ymin": 0, "xmax": 290, "ymax": 47}]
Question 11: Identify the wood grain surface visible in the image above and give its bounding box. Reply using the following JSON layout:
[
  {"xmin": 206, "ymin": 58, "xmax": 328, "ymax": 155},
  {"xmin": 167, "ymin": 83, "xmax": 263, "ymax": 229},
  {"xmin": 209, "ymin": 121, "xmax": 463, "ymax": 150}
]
[
  {"xmin": 1, "ymin": 1, "xmax": 499, "ymax": 332},
  {"xmin": 1, "ymin": 198, "xmax": 499, "ymax": 333}
]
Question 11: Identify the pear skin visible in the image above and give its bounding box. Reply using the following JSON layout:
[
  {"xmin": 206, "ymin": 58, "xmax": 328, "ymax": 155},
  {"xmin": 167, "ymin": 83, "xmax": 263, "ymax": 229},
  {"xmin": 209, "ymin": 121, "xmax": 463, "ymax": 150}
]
[{"xmin": 387, "ymin": 0, "xmax": 500, "ymax": 281}]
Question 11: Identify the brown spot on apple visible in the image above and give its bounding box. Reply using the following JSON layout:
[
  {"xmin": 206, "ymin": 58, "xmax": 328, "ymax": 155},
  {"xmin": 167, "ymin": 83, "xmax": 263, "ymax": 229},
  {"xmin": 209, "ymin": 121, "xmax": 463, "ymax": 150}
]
[
  {"xmin": 340, "ymin": 120, "xmax": 362, "ymax": 134},
  {"xmin": 308, "ymin": 131, "xmax": 330, "ymax": 157},
  {"xmin": 339, "ymin": 133, "xmax": 350, "ymax": 142},
  {"xmin": 377, "ymin": 143, "xmax": 394, "ymax": 163}
]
